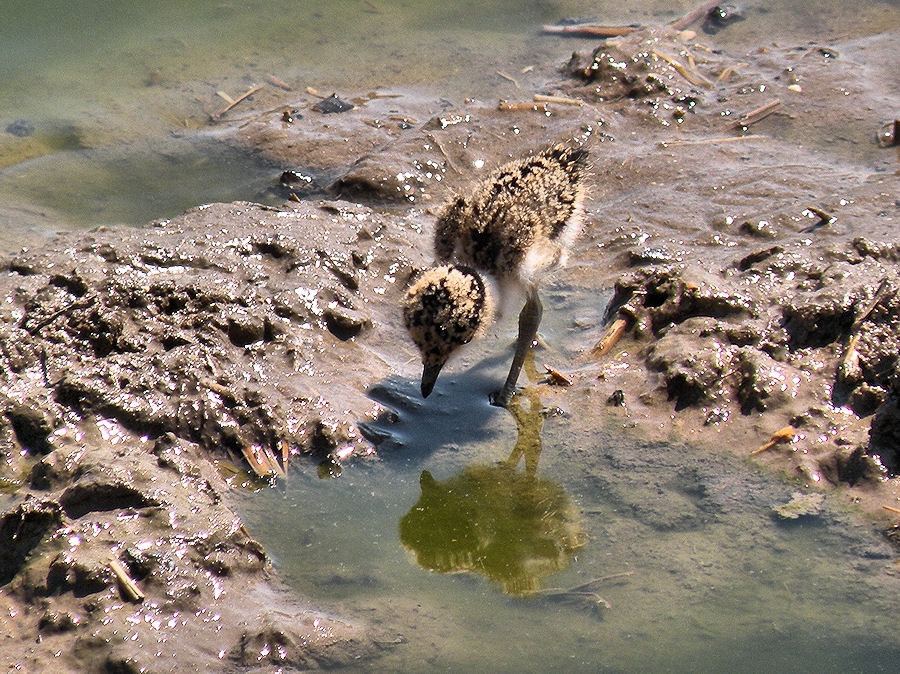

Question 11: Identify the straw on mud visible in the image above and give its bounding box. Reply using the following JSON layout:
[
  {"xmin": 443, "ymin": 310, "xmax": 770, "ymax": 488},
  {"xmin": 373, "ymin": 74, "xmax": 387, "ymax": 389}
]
[
  {"xmin": 540, "ymin": 24, "xmax": 640, "ymax": 37},
  {"xmin": 883, "ymin": 505, "xmax": 900, "ymax": 515},
  {"xmin": 851, "ymin": 277, "xmax": 891, "ymax": 332},
  {"xmin": 216, "ymin": 90, "xmax": 236, "ymax": 105},
  {"xmin": 264, "ymin": 73, "xmax": 293, "ymax": 91},
  {"xmin": 499, "ymin": 101, "xmax": 549, "ymax": 112},
  {"xmin": 715, "ymin": 63, "xmax": 749, "ymax": 83},
  {"xmin": 498, "ymin": 101, "xmax": 549, "ymax": 112},
  {"xmin": 726, "ymin": 99, "xmax": 782, "ymax": 130},
  {"xmin": 542, "ymin": 0, "xmax": 735, "ymax": 38},
  {"xmin": 213, "ymin": 84, "xmax": 264, "ymax": 120},
  {"xmin": 801, "ymin": 206, "xmax": 836, "ymax": 232},
  {"xmin": 543, "ymin": 364, "xmax": 572, "ymax": 386},
  {"xmin": 496, "ymin": 71, "xmax": 520, "ymax": 88},
  {"xmin": 838, "ymin": 333, "xmax": 862, "ymax": 383},
  {"xmin": 652, "ymin": 50, "xmax": 713, "ymax": 89},
  {"xmin": 590, "ymin": 317, "xmax": 630, "ymax": 358},
  {"xmin": 533, "ymin": 94, "xmax": 584, "ymax": 106},
  {"xmin": 660, "ymin": 135, "xmax": 767, "ymax": 147},
  {"xmin": 109, "ymin": 558, "xmax": 145, "ymax": 603}
]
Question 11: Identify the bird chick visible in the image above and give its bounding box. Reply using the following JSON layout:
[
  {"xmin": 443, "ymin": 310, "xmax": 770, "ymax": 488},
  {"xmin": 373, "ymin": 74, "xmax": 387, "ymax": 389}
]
[
  {"xmin": 403, "ymin": 265, "xmax": 495, "ymax": 398},
  {"xmin": 404, "ymin": 143, "xmax": 589, "ymax": 405}
]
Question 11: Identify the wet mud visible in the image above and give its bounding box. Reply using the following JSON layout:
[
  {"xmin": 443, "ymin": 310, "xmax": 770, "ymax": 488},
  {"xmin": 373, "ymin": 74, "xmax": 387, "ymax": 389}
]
[{"xmin": 2, "ymin": 18, "xmax": 899, "ymax": 672}]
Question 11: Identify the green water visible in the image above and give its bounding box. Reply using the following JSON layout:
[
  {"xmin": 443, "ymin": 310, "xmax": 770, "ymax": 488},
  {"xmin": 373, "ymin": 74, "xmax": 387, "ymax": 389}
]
[
  {"xmin": 237, "ymin": 363, "xmax": 899, "ymax": 671},
  {"xmin": 237, "ymin": 287, "xmax": 899, "ymax": 672}
]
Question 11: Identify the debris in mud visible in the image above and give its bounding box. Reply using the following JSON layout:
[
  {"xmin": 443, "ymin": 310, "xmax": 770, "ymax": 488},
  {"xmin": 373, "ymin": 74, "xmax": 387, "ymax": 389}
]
[
  {"xmin": 313, "ymin": 93, "xmax": 355, "ymax": 114},
  {"xmin": 701, "ymin": 3, "xmax": 745, "ymax": 35},
  {"xmin": 772, "ymin": 491, "xmax": 825, "ymax": 520},
  {"xmin": 211, "ymin": 84, "xmax": 264, "ymax": 121},
  {"xmin": 876, "ymin": 119, "xmax": 899, "ymax": 148},
  {"xmin": 5, "ymin": 119, "xmax": 35, "ymax": 137},
  {"xmin": 751, "ymin": 426, "xmax": 796, "ymax": 456},
  {"xmin": 1, "ymin": 16, "xmax": 898, "ymax": 669},
  {"xmin": 0, "ymin": 427, "xmax": 370, "ymax": 670},
  {"xmin": 0, "ymin": 201, "xmax": 402, "ymax": 477}
]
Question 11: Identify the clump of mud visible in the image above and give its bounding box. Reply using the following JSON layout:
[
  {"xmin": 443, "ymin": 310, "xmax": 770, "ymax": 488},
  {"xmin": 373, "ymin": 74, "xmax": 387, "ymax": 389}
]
[
  {"xmin": 0, "ymin": 426, "xmax": 372, "ymax": 671},
  {"xmin": 1, "ymin": 199, "xmax": 430, "ymax": 669}
]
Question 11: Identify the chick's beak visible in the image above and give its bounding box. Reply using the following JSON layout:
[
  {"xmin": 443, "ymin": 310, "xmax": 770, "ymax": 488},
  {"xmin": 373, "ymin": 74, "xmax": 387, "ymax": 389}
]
[{"xmin": 420, "ymin": 362, "xmax": 444, "ymax": 398}]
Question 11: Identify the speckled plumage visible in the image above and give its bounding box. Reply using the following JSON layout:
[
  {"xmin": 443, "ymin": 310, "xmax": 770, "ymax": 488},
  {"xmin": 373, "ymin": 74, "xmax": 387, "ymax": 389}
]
[
  {"xmin": 435, "ymin": 144, "xmax": 589, "ymax": 285},
  {"xmin": 403, "ymin": 265, "xmax": 493, "ymax": 368},
  {"xmin": 404, "ymin": 143, "xmax": 589, "ymax": 402}
]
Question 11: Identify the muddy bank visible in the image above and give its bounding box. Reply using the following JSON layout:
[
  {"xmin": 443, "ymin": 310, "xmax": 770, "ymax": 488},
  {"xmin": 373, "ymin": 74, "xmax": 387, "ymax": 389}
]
[
  {"xmin": 0, "ymin": 199, "xmax": 431, "ymax": 669},
  {"xmin": 231, "ymin": 25, "xmax": 899, "ymax": 508},
  {"xmin": 2, "ymin": 19, "xmax": 899, "ymax": 672}
]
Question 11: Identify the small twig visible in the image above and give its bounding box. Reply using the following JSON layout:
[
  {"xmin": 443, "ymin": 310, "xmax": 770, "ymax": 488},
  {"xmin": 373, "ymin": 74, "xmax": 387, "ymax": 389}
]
[
  {"xmin": 498, "ymin": 101, "xmax": 549, "ymax": 112},
  {"xmin": 213, "ymin": 84, "xmax": 264, "ymax": 120},
  {"xmin": 533, "ymin": 93, "xmax": 584, "ymax": 106},
  {"xmin": 670, "ymin": 0, "xmax": 723, "ymax": 30},
  {"xmin": 496, "ymin": 71, "xmax": 520, "ymax": 88},
  {"xmin": 23, "ymin": 295, "xmax": 96, "ymax": 335},
  {"xmin": 660, "ymin": 135, "xmax": 766, "ymax": 147},
  {"xmin": 540, "ymin": 24, "xmax": 640, "ymax": 37},
  {"xmin": 543, "ymin": 364, "xmax": 572, "ymax": 386},
  {"xmin": 590, "ymin": 316, "xmax": 631, "ymax": 358},
  {"xmin": 566, "ymin": 572, "xmax": 635, "ymax": 592},
  {"xmin": 715, "ymin": 62, "xmax": 749, "ymax": 83},
  {"xmin": 750, "ymin": 426, "xmax": 796, "ymax": 456},
  {"xmin": 838, "ymin": 333, "xmax": 862, "ymax": 384},
  {"xmin": 280, "ymin": 439, "xmax": 291, "ymax": 473},
  {"xmin": 800, "ymin": 206, "xmax": 836, "ymax": 232},
  {"xmin": 883, "ymin": 505, "xmax": 900, "ymax": 515},
  {"xmin": 109, "ymin": 558, "xmax": 145, "ymax": 603},
  {"xmin": 305, "ymin": 86, "xmax": 325, "ymax": 98},
  {"xmin": 851, "ymin": 277, "xmax": 891, "ymax": 331},
  {"xmin": 216, "ymin": 90, "xmax": 236, "ymax": 105},
  {"xmin": 652, "ymin": 50, "xmax": 713, "ymax": 89},
  {"xmin": 363, "ymin": 0, "xmax": 380, "ymax": 13},
  {"xmin": 726, "ymin": 99, "xmax": 782, "ymax": 130},
  {"xmin": 264, "ymin": 73, "xmax": 293, "ymax": 91}
]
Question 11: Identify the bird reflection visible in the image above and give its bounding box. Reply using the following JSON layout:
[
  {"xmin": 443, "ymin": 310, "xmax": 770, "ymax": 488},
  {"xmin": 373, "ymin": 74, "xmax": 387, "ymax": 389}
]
[{"xmin": 398, "ymin": 384, "xmax": 585, "ymax": 595}]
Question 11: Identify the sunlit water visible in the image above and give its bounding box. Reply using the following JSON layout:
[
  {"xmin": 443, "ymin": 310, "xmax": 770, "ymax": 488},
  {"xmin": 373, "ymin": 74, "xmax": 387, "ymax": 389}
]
[
  {"xmin": 2, "ymin": 1, "xmax": 898, "ymax": 670},
  {"xmin": 237, "ymin": 285, "xmax": 899, "ymax": 671}
]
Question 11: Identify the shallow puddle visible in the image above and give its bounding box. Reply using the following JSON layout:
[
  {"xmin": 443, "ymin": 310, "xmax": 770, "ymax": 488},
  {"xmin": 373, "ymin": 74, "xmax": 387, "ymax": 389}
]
[
  {"xmin": 0, "ymin": 133, "xmax": 282, "ymax": 229},
  {"xmin": 236, "ymin": 286, "xmax": 899, "ymax": 671}
]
